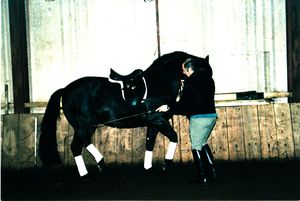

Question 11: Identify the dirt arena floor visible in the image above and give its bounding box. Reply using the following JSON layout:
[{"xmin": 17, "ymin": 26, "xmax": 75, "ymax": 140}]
[{"xmin": 2, "ymin": 160, "xmax": 300, "ymax": 200}]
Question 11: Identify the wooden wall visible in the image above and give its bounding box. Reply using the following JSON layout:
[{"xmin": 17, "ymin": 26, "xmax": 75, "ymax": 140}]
[{"xmin": 2, "ymin": 103, "xmax": 300, "ymax": 169}]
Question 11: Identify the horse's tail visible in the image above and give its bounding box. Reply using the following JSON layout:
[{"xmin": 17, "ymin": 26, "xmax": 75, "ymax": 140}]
[{"xmin": 39, "ymin": 88, "xmax": 64, "ymax": 165}]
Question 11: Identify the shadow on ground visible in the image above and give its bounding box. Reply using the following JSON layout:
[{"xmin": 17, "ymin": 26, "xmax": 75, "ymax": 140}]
[{"xmin": 2, "ymin": 161, "xmax": 300, "ymax": 200}]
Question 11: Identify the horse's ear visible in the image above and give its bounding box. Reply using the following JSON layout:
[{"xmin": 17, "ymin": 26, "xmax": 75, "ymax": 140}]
[{"xmin": 204, "ymin": 55, "xmax": 209, "ymax": 64}]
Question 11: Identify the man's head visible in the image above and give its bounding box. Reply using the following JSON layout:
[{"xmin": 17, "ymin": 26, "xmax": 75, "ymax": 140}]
[
  {"xmin": 182, "ymin": 56, "xmax": 211, "ymax": 78},
  {"xmin": 182, "ymin": 58, "xmax": 196, "ymax": 77}
]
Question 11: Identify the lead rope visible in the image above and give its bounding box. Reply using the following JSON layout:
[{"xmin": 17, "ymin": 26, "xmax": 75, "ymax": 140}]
[
  {"xmin": 171, "ymin": 79, "xmax": 184, "ymax": 128},
  {"xmin": 176, "ymin": 79, "xmax": 184, "ymax": 102}
]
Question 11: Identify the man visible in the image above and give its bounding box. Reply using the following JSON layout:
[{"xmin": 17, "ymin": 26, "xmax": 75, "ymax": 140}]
[{"xmin": 156, "ymin": 57, "xmax": 217, "ymax": 185}]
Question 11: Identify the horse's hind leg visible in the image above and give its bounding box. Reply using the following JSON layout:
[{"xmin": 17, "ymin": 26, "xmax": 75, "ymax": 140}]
[
  {"xmin": 71, "ymin": 129, "xmax": 104, "ymax": 177},
  {"xmin": 85, "ymin": 143, "xmax": 105, "ymax": 172},
  {"xmin": 71, "ymin": 133, "xmax": 88, "ymax": 177}
]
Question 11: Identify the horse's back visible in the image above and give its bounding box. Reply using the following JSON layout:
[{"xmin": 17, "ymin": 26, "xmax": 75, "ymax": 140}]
[{"xmin": 61, "ymin": 77, "xmax": 124, "ymax": 125}]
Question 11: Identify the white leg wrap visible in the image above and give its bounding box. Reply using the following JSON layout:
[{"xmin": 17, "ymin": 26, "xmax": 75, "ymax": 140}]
[
  {"xmin": 165, "ymin": 142, "xmax": 177, "ymax": 160},
  {"xmin": 86, "ymin": 144, "xmax": 103, "ymax": 163},
  {"xmin": 144, "ymin": 150, "xmax": 153, "ymax": 170},
  {"xmin": 74, "ymin": 155, "xmax": 88, "ymax": 176}
]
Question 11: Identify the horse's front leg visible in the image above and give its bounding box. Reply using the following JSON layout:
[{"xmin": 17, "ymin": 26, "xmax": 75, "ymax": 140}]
[
  {"xmin": 156, "ymin": 118, "xmax": 178, "ymax": 173},
  {"xmin": 144, "ymin": 126, "xmax": 159, "ymax": 171},
  {"xmin": 145, "ymin": 114, "xmax": 178, "ymax": 173}
]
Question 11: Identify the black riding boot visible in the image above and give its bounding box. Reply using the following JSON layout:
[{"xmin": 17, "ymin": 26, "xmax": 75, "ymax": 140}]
[
  {"xmin": 191, "ymin": 149, "xmax": 207, "ymax": 185},
  {"xmin": 201, "ymin": 144, "xmax": 217, "ymax": 180}
]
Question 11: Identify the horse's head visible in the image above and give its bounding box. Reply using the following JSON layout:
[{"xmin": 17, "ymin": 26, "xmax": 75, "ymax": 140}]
[
  {"xmin": 199, "ymin": 55, "xmax": 212, "ymax": 75},
  {"xmin": 141, "ymin": 52, "xmax": 214, "ymax": 108},
  {"xmin": 109, "ymin": 69, "xmax": 146, "ymax": 106},
  {"xmin": 182, "ymin": 55, "xmax": 212, "ymax": 80}
]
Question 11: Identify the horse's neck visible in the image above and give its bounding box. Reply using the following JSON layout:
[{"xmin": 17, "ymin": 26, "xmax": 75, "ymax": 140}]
[{"xmin": 144, "ymin": 74, "xmax": 179, "ymax": 99}]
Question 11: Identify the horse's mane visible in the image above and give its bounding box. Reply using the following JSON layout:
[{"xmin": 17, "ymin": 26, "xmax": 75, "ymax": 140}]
[
  {"xmin": 145, "ymin": 51, "xmax": 212, "ymax": 75},
  {"xmin": 145, "ymin": 51, "xmax": 189, "ymax": 72}
]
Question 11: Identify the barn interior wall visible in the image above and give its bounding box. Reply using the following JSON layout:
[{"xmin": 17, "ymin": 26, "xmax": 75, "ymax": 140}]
[
  {"xmin": 1, "ymin": 0, "xmax": 13, "ymax": 114},
  {"xmin": 26, "ymin": 0, "xmax": 158, "ymax": 108},
  {"xmin": 158, "ymin": 0, "xmax": 287, "ymax": 94},
  {"xmin": 1, "ymin": 103, "xmax": 300, "ymax": 169},
  {"xmin": 0, "ymin": 0, "xmax": 292, "ymax": 115},
  {"xmin": 27, "ymin": 0, "xmax": 287, "ymax": 101}
]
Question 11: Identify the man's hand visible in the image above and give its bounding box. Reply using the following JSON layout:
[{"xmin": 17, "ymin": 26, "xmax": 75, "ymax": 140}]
[{"xmin": 156, "ymin": 105, "xmax": 169, "ymax": 112}]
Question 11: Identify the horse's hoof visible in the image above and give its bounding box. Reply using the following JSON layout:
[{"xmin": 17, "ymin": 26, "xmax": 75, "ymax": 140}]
[
  {"xmin": 80, "ymin": 174, "xmax": 95, "ymax": 183},
  {"xmin": 97, "ymin": 158, "xmax": 105, "ymax": 172},
  {"xmin": 145, "ymin": 167, "xmax": 158, "ymax": 177},
  {"xmin": 189, "ymin": 177, "xmax": 208, "ymax": 186},
  {"xmin": 161, "ymin": 159, "xmax": 173, "ymax": 173}
]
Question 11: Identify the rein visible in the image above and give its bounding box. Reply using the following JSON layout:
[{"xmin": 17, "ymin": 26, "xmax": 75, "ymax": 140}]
[
  {"xmin": 65, "ymin": 110, "xmax": 155, "ymax": 136},
  {"xmin": 95, "ymin": 110, "xmax": 153, "ymax": 128}
]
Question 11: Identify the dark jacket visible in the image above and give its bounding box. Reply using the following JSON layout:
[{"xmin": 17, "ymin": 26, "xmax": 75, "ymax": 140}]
[{"xmin": 170, "ymin": 69, "xmax": 216, "ymax": 119}]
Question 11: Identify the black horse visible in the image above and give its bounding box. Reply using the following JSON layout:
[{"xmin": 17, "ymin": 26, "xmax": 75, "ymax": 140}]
[{"xmin": 39, "ymin": 51, "xmax": 211, "ymax": 177}]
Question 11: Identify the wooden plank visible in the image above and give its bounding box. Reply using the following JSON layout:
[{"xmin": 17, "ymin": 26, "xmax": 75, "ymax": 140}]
[
  {"xmin": 152, "ymin": 132, "xmax": 165, "ymax": 164},
  {"xmin": 24, "ymin": 102, "xmax": 47, "ymax": 108},
  {"xmin": 98, "ymin": 127, "xmax": 118, "ymax": 164},
  {"xmin": 274, "ymin": 103, "xmax": 295, "ymax": 160},
  {"xmin": 178, "ymin": 116, "xmax": 192, "ymax": 162},
  {"xmin": 132, "ymin": 127, "xmax": 146, "ymax": 164},
  {"xmin": 226, "ymin": 106, "xmax": 246, "ymax": 161},
  {"xmin": 116, "ymin": 128, "xmax": 133, "ymax": 165},
  {"xmin": 8, "ymin": 0, "xmax": 30, "ymax": 113},
  {"xmin": 56, "ymin": 113, "xmax": 69, "ymax": 164},
  {"xmin": 93, "ymin": 126, "xmax": 102, "ymax": 158},
  {"xmin": 36, "ymin": 113, "xmax": 44, "ymax": 166},
  {"xmin": 18, "ymin": 114, "xmax": 36, "ymax": 168},
  {"xmin": 242, "ymin": 105, "xmax": 262, "ymax": 160},
  {"xmin": 171, "ymin": 116, "xmax": 182, "ymax": 162},
  {"xmin": 3, "ymin": 103, "xmax": 299, "ymax": 170},
  {"xmin": 22, "ymin": 91, "xmax": 291, "ymax": 109},
  {"xmin": 258, "ymin": 104, "xmax": 278, "ymax": 160},
  {"xmin": 2, "ymin": 114, "xmax": 19, "ymax": 168},
  {"xmin": 64, "ymin": 125, "xmax": 74, "ymax": 166},
  {"xmin": 290, "ymin": 103, "xmax": 300, "ymax": 159},
  {"xmin": 211, "ymin": 107, "xmax": 229, "ymax": 160}
]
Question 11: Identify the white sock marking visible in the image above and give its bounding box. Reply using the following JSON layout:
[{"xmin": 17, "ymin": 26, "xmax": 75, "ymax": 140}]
[
  {"xmin": 74, "ymin": 155, "xmax": 88, "ymax": 176},
  {"xmin": 165, "ymin": 142, "xmax": 177, "ymax": 160},
  {"xmin": 144, "ymin": 150, "xmax": 153, "ymax": 170},
  {"xmin": 86, "ymin": 144, "xmax": 103, "ymax": 163}
]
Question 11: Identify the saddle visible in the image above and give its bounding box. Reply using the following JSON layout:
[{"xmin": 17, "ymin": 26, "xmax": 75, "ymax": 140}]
[
  {"xmin": 109, "ymin": 68, "xmax": 147, "ymax": 106},
  {"xmin": 110, "ymin": 69, "xmax": 143, "ymax": 81}
]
